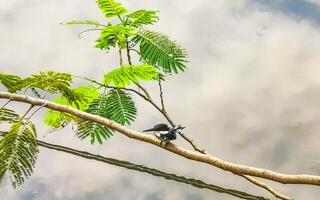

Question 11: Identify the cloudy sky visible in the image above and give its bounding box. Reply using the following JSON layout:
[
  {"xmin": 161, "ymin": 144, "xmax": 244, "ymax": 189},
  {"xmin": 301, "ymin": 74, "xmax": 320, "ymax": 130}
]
[{"xmin": 1, "ymin": 0, "xmax": 320, "ymax": 199}]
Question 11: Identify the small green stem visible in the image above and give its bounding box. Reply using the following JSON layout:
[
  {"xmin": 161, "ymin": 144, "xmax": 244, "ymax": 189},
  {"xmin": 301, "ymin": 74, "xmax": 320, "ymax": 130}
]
[
  {"xmin": 126, "ymin": 40, "xmax": 132, "ymax": 65},
  {"xmin": 119, "ymin": 48, "xmax": 123, "ymax": 66}
]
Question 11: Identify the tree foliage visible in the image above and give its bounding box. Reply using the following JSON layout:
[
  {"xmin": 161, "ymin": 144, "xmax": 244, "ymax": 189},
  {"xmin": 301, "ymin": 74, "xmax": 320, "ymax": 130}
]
[
  {"xmin": 96, "ymin": 0, "xmax": 128, "ymax": 18},
  {"xmin": 105, "ymin": 89, "xmax": 137, "ymax": 125},
  {"xmin": 0, "ymin": 108, "xmax": 19, "ymax": 123},
  {"xmin": 76, "ymin": 89, "xmax": 137, "ymax": 144},
  {"xmin": 43, "ymin": 85, "xmax": 100, "ymax": 128},
  {"xmin": 95, "ymin": 25, "xmax": 136, "ymax": 50},
  {"xmin": 0, "ymin": 73, "xmax": 22, "ymax": 93},
  {"xmin": 62, "ymin": 0, "xmax": 188, "ymax": 73},
  {"xmin": 0, "ymin": 120, "xmax": 39, "ymax": 188},
  {"xmin": 76, "ymin": 94, "xmax": 113, "ymax": 144},
  {"xmin": 126, "ymin": 10, "xmax": 159, "ymax": 27},
  {"xmin": 133, "ymin": 29, "xmax": 188, "ymax": 73},
  {"xmin": 103, "ymin": 64, "xmax": 158, "ymax": 87},
  {"xmin": 0, "ymin": 0, "xmax": 189, "ymax": 189}
]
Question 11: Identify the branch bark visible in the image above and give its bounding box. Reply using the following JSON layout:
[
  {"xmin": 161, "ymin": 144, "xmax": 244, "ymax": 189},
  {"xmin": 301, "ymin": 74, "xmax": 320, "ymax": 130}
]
[
  {"xmin": 241, "ymin": 175, "xmax": 292, "ymax": 200},
  {"xmin": 1, "ymin": 91, "xmax": 320, "ymax": 186}
]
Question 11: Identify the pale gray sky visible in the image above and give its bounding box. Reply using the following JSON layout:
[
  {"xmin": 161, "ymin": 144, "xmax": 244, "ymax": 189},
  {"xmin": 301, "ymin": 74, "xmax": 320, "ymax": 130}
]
[{"xmin": 1, "ymin": 0, "xmax": 320, "ymax": 199}]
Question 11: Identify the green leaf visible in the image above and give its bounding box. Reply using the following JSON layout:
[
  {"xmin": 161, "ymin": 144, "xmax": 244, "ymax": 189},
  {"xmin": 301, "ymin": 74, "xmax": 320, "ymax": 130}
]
[
  {"xmin": 76, "ymin": 94, "xmax": 113, "ymax": 144},
  {"xmin": 10, "ymin": 71, "xmax": 83, "ymax": 107},
  {"xmin": 0, "ymin": 121, "xmax": 39, "ymax": 188},
  {"xmin": 76, "ymin": 89, "xmax": 137, "ymax": 144},
  {"xmin": 96, "ymin": 0, "xmax": 127, "ymax": 18},
  {"xmin": 61, "ymin": 20, "xmax": 103, "ymax": 27},
  {"xmin": 0, "ymin": 108, "xmax": 19, "ymax": 124},
  {"xmin": 126, "ymin": 10, "xmax": 159, "ymax": 27},
  {"xmin": 95, "ymin": 25, "xmax": 136, "ymax": 50},
  {"xmin": 43, "ymin": 85, "xmax": 100, "ymax": 128},
  {"xmin": 0, "ymin": 73, "xmax": 22, "ymax": 92},
  {"xmin": 106, "ymin": 89, "xmax": 137, "ymax": 125},
  {"xmin": 11, "ymin": 71, "xmax": 71, "ymax": 93},
  {"xmin": 43, "ymin": 99, "xmax": 75, "ymax": 129},
  {"xmin": 132, "ymin": 29, "xmax": 188, "ymax": 73},
  {"xmin": 103, "ymin": 64, "xmax": 158, "ymax": 87}
]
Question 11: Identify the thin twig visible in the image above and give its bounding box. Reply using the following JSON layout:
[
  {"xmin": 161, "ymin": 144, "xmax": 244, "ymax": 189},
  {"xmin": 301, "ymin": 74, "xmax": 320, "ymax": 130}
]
[
  {"xmin": 158, "ymin": 79, "xmax": 165, "ymax": 110},
  {"xmin": 23, "ymin": 87, "xmax": 30, "ymax": 95},
  {"xmin": 42, "ymin": 88, "xmax": 49, "ymax": 99},
  {"xmin": 118, "ymin": 48, "xmax": 123, "ymax": 66},
  {"xmin": 126, "ymin": 39, "xmax": 132, "ymax": 65},
  {"xmin": 241, "ymin": 175, "xmax": 293, "ymax": 200},
  {"xmin": 78, "ymin": 28, "xmax": 103, "ymax": 39},
  {"xmin": 79, "ymin": 76, "xmax": 149, "ymax": 100},
  {"xmin": 128, "ymin": 48, "xmax": 140, "ymax": 55},
  {"xmin": 134, "ymin": 82, "xmax": 152, "ymax": 100},
  {"xmin": 26, "ymin": 102, "xmax": 48, "ymax": 120},
  {"xmin": 1, "ymin": 96, "xmax": 13, "ymax": 109},
  {"xmin": 20, "ymin": 105, "xmax": 34, "ymax": 120}
]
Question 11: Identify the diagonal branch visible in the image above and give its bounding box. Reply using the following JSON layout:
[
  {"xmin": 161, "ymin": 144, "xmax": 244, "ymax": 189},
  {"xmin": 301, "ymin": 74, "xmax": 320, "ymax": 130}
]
[
  {"xmin": 241, "ymin": 175, "xmax": 292, "ymax": 200},
  {"xmin": 1, "ymin": 91, "xmax": 320, "ymax": 186},
  {"xmin": 36, "ymin": 139, "xmax": 270, "ymax": 200}
]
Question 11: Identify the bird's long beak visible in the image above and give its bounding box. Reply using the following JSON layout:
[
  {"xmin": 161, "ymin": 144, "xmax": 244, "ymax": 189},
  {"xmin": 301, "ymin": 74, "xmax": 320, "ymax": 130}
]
[{"xmin": 142, "ymin": 128, "xmax": 155, "ymax": 132}]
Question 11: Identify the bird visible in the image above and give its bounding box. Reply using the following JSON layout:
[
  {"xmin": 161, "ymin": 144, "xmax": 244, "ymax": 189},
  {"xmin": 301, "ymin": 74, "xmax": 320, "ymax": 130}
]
[{"xmin": 143, "ymin": 123, "xmax": 185, "ymax": 142}]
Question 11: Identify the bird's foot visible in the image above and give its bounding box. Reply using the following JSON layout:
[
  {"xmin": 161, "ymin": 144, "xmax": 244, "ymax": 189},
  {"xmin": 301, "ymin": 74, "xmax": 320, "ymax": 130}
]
[{"xmin": 159, "ymin": 140, "xmax": 171, "ymax": 148}]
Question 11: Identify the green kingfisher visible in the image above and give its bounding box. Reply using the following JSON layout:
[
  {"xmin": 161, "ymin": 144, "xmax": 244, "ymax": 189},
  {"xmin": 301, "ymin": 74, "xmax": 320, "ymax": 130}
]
[{"xmin": 143, "ymin": 123, "xmax": 185, "ymax": 142}]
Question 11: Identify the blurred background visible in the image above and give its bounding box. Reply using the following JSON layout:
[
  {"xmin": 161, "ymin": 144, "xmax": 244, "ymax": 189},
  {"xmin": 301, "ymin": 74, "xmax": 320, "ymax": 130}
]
[{"xmin": 1, "ymin": 0, "xmax": 320, "ymax": 199}]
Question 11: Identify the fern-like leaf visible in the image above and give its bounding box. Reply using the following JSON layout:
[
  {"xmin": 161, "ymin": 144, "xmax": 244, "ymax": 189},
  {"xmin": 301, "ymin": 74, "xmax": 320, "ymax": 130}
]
[
  {"xmin": 44, "ymin": 85, "xmax": 100, "ymax": 128},
  {"xmin": 103, "ymin": 64, "xmax": 158, "ymax": 87},
  {"xmin": 11, "ymin": 71, "xmax": 82, "ymax": 106},
  {"xmin": 0, "ymin": 73, "xmax": 22, "ymax": 92},
  {"xmin": 12, "ymin": 71, "xmax": 72, "ymax": 93},
  {"xmin": 96, "ymin": 0, "xmax": 127, "ymax": 18},
  {"xmin": 132, "ymin": 29, "xmax": 188, "ymax": 73},
  {"xmin": 0, "ymin": 121, "xmax": 39, "ymax": 188},
  {"xmin": 106, "ymin": 89, "xmax": 137, "ymax": 125},
  {"xmin": 76, "ymin": 94, "xmax": 113, "ymax": 144},
  {"xmin": 0, "ymin": 108, "xmax": 19, "ymax": 124},
  {"xmin": 95, "ymin": 25, "xmax": 135, "ymax": 50},
  {"xmin": 126, "ymin": 10, "xmax": 159, "ymax": 27}
]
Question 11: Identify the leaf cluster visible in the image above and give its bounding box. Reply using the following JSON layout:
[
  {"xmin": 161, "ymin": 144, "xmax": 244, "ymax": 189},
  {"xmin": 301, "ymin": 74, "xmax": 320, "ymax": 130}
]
[
  {"xmin": 63, "ymin": 0, "xmax": 188, "ymax": 74},
  {"xmin": 96, "ymin": 0, "xmax": 128, "ymax": 18},
  {"xmin": 133, "ymin": 29, "xmax": 188, "ymax": 73},
  {"xmin": 76, "ymin": 89, "xmax": 137, "ymax": 144},
  {"xmin": 43, "ymin": 85, "xmax": 100, "ymax": 128},
  {"xmin": 103, "ymin": 64, "xmax": 158, "ymax": 87},
  {"xmin": 0, "ymin": 110, "xmax": 38, "ymax": 188},
  {"xmin": 95, "ymin": 25, "xmax": 136, "ymax": 49},
  {"xmin": 126, "ymin": 10, "xmax": 159, "ymax": 27}
]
